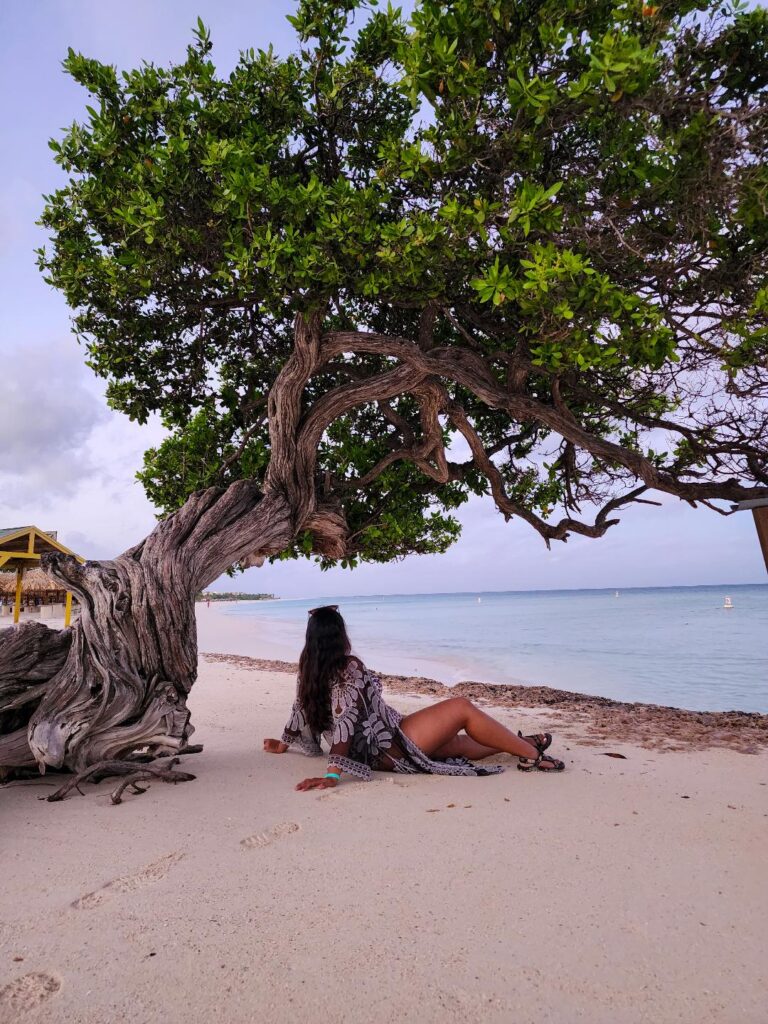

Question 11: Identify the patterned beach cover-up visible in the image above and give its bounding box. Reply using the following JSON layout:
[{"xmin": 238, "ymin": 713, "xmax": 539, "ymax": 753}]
[{"xmin": 281, "ymin": 656, "xmax": 505, "ymax": 780}]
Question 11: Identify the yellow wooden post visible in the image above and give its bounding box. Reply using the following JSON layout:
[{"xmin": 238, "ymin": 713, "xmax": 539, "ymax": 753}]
[
  {"xmin": 64, "ymin": 592, "xmax": 73, "ymax": 627},
  {"xmin": 13, "ymin": 568, "xmax": 24, "ymax": 624}
]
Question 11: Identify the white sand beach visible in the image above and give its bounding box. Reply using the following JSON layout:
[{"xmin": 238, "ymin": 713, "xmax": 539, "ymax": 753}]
[{"xmin": 2, "ymin": 608, "xmax": 767, "ymax": 1024}]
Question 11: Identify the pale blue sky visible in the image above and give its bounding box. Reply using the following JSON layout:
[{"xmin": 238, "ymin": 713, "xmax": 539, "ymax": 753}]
[{"xmin": 0, "ymin": 1, "xmax": 765, "ymax": 597}]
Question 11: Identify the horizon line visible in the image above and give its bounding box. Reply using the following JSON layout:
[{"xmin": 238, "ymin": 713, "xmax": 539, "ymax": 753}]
[{"xmin": 208, "ymin": 581, "xmax": 768, "ymax": 600}]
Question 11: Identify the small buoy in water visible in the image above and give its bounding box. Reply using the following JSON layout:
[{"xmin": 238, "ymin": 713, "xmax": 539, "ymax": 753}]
[
  {"xmin": 724, "ymin": 595, "xmax": 733, "ymax": 609},
  {"xmin": 477, "ymin": 597, "xmax": 482, "ymax": 603},
  {"xmin": 615, "ymin": 591, "xmax": 619, "ymax": 598}
]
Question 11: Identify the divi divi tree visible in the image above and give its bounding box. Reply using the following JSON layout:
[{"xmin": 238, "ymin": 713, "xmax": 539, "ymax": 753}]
[{"xmin": 2, "ymin": 0, "xmax": 767, "ymax": 785}]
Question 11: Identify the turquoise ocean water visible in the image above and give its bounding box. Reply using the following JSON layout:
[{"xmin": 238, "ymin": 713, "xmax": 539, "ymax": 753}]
[{"xmin": 219, "ymin": 585, "xmax": 768, "ymax": 714}]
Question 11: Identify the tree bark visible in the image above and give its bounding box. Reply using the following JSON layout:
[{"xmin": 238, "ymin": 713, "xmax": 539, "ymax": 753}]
[
  {"xmin": 0, "ymin": 483, "xmax": 295, "ymax": 775},
  {"xmin": 0, "ymin": 622, "xmax": 73, "ymax": 769}
]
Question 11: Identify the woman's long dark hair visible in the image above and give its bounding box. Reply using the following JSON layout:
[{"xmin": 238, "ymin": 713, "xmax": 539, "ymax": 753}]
[{"xmin": 298, "ymin": 606, "xmax": 351, "ymax": 735}]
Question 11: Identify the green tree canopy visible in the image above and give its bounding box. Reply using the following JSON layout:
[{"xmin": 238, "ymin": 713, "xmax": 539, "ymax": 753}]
[{"xmin": 39, "ymin": 0, "xmax": 768, "ymax": 568}]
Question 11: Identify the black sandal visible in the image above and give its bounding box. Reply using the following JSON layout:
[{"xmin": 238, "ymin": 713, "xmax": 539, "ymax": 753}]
[{"xmin": 517, "ymin": 752, "xmax": 565, "ymax": 773}]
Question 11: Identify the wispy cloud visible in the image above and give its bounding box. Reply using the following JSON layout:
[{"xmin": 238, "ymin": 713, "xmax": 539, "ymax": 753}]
[{"xmin": 0, "ymin": 339, "xmax": 108, "ymax": 503}]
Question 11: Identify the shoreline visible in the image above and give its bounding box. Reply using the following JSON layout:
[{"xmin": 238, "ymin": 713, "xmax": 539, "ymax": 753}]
[
  {"xmin": 198, "ymin": 591, "xmax": 768, "ymax": 714},
  {"xmin": 202, "ymin": 651, "xmax": 768, "ymax": 754}
]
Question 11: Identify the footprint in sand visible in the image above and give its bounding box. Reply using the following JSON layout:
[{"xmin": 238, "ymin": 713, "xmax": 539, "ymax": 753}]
[
  {"xmin": 71, "ymin": 851, "xmax": 185, "ymax": 910},
  {"xmin": 240, "ymin": 822, "xmax": 300, "ymax": 849},
  {"xmin": 0, "ymin": 972, "xmax": 61, "ymax": 1017}
]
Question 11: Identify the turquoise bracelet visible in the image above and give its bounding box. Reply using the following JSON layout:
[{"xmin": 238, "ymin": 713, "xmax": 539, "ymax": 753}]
[{"xmin": 325, "ymin": 772, "xmax": 340, "ymax": 780}]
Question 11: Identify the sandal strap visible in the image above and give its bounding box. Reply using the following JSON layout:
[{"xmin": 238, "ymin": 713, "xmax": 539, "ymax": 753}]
[
  {"xmin": 518, "ymin": 731, "xmax": 552, "ymax": 754},
  {"xmin": 518, "ymin": 752, "xmax": 565, "ymax": 772},
  {"xmin": 537, "ymin": 754, "xmax": 564, "ymax": 771}
]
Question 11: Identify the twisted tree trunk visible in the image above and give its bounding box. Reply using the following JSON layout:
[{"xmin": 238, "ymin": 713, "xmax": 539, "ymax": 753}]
[
  {"xmin": 0, "ymin": 483, "xmax": 295, "ymax": 776},
  {"xmin": 0, "ymin": 316, "xmax": 353, "ymax": 786}
]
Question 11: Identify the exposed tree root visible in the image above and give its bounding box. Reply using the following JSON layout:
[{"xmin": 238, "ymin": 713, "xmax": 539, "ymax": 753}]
[
  {"xmin": 156, "ymin": 743, "xmax": 204, "ymax": 758},
  {"xmin": 44, "ymin": 757, "xmax": 196, "ymax": 804}
]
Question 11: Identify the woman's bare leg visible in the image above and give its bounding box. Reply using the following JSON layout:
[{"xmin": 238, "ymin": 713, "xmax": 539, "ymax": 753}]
[
  {"xmin": 432, "ymin": 734, "xmax": 504, "ymax": 761},
  {"xmin": 400, "ymin": 697, "xmax": 541, "ymax": 760}
]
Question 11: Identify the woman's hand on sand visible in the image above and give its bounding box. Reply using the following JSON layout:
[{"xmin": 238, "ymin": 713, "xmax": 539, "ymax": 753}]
[
  {"xmin": 263, "ymin": 738, "xmax": 289, "ymax": 753},
  {"xmin": 295, "ymin": 777, "xmax": 338, "ymax": 791}
]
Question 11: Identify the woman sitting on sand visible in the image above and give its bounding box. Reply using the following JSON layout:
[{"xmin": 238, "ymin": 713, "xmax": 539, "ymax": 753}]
[{"xmin": 263, "ymin": 605, "xmax": 564, "ymax": 791}]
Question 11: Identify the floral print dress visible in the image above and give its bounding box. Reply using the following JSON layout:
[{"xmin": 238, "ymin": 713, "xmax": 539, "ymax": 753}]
[{"xmin": 281, "ymin": 656, "xmax": 505, "ymax": 780}]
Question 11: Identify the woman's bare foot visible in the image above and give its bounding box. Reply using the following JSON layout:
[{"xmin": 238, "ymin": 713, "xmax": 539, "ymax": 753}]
[{"xmin": 263, "ymin": 738, "xmax": 289, "ymax": 753}]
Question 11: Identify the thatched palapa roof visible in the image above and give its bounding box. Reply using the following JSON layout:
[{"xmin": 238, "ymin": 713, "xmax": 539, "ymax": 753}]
[{"xmin": 0, "ymin": 567, "xmax": 67, "ymax": 597}]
